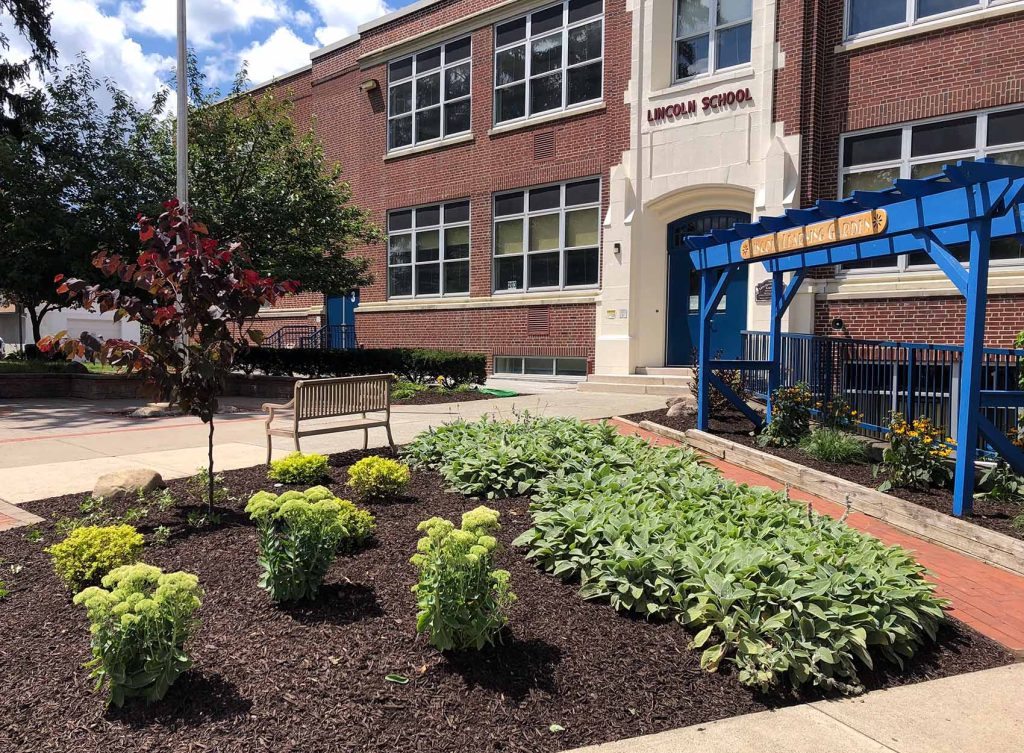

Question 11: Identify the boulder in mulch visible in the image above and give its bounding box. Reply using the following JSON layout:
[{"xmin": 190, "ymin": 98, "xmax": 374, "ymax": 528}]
[{"xmin": 93, "ymin": 468, "xmax": 166, "ymax": 499}]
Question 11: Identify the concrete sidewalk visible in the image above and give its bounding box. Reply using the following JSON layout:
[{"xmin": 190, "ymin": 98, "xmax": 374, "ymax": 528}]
[
  {"xmin": 0, "ymin": 389, "xmax": 665, "ymax": 504},
  {"xmin": 569, "ymin": 663, "xmax": 1024, "ymax": 753}
]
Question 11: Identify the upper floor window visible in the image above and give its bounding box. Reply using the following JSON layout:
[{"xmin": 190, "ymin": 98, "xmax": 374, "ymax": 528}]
[
  {"xmin": 493, "ymin": 0, "xmax": 604, "ymax": 125},
  {"xmin": 388, "ymin": 201, "xmax": 471, "ymax": 298},
  {"xmin": 847, "ymin": 0, "xmax": 1010, "ymax": 38},
  {"xmin": 388, "ymin": 37, "xmax": 472, "ymax": 151},
  {"xmin": 493, "ymin": 178, "xmax": 601, "ymax": 292},
  {"xmin": 839, "ymin": 106, "xmax": 1024, "ymax": 272},
  {"xmin": 674, "ymin": 0, "xmax": 752, "ymax": 81}
]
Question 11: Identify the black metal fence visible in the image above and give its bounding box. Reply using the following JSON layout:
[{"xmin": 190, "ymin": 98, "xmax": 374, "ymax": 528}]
[
  {"xmin": 742, "ymin": 331, "xmax": 1022, "ymax": 456},
  {"xmin": 263, "ymin": 324, "xmax": 356, "ymax": 350}
]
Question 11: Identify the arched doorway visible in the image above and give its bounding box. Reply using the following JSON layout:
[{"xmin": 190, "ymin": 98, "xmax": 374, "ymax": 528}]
[{"xmin": 666, "ymin": 210, "xmax": 750, "ymax": 365}]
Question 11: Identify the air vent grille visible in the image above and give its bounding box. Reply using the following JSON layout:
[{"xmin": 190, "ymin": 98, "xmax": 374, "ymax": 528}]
[
  {"xmin": 534, "ymin": 131, "xmax": 556, "ymax": 160},
  {"xmin": 527, "ymin": 306, "xmax": 550, "ymax": 335}
]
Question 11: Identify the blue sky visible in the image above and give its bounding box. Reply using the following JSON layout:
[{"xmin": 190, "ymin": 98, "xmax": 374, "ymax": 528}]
[{"xmin": 0, "ymin": 1, "xmax": 419, "ymax": 104}]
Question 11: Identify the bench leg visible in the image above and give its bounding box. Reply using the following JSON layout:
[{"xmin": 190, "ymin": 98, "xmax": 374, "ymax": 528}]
[
  {"xmin": 266, "ymin": 433, "xmax": 272, "ymax": 465},
  {"xmin": 363, "ymin": 427, "xmax": 368, "ymax": 450},
  {"xmin": 385, "ymin": 423, "xmax": 396, "ymax": 450},
  {"xmin": 295, "ymin": 435, "xmax": 301, "ymax": 454}
]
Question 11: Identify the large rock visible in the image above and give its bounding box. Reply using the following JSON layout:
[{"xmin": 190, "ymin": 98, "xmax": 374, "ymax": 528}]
[
  {"xmin": 666, "ymin": 394, "xmax": 694, "ymax": 418},
  {"xmin": 93, "ymin": 469, "xmax": 166, "ymax": 500}
]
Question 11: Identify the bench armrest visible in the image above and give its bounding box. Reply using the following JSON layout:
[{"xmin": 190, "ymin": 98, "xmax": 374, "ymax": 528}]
[{"xmin": 263, "ymin": 399, "xmax": 294, "ymax": 419}]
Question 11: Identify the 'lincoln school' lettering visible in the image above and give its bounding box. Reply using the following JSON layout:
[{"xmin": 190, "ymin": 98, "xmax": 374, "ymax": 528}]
[{"xmin": 647, "ymin": 88, "xmax": 753, "ymax": 124}]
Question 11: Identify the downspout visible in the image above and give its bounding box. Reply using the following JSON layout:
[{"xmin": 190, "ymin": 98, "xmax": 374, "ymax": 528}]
[{"xmin": 634, "ymin": 0, "xmax": 645, "ymax": 212}]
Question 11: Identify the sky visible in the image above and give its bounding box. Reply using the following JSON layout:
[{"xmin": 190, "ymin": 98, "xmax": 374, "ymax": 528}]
[{"xmin": 0, "ymin": 0, "xmax": 419, "ymax": 105}]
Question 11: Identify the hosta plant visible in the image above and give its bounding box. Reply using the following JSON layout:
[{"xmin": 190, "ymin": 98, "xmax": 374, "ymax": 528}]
[
  {"xmin": 268, "ymin": 452, "xmax": 330, "ymax": 484},
  {"xmin": 347, "ymin": 456, "xmax": 410, "ymax": 500},
  {"xmin": 73, "ymin": 563, "xmax": 203, "ymax": 707},
  {"xmin": 877, "ymin": 413, "xmax": 954, "ymax": 492},
  {"xmin": 47, "ymin": 524, "xmax": 144, "ymax": 591},
  {"xmin": 513, "ymin": 435, "xmax": 946, "ymax": 695},
  {"xmin": 245, "ymin": 487, "xmax": 375, "ymax": 602},
  {"xmin": 411, "ymin": 506, "xmax": 516, "ymax": 651}
]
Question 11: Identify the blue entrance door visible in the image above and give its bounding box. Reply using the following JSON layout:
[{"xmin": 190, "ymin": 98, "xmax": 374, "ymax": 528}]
[
  {"xmin": 666, "ymin": 211, "xmax": 750, "ymax": 365},
  {"xmin": 326, "ymin": 291, "xmax": 359, "ymax": 349}
]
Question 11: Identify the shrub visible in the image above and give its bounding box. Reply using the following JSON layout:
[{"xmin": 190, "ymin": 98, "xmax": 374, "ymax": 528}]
[
  {"xmin": 348, "ymin": 456, "xmax": 410, "ymax": 500},
  {"xmin": 268, "ymin": 452, "xmax": 330, "ymax": 484},
  {"xmin": 73, "ymin": 563, "xmax": 203, "ymax": 706},
  {"xmin": 877, "ymin": 413, "xmax": 954, "ymax": 492},
  {"xmin": 975, "ymin": 461, "xmax": 1024, "ymax": 504},
  {"xmin": 402, "ymin": 414, "xmax": 632, "ymax": 499},
  {"xmin": 512, "ymin": 439, "xmax": 946, "ymax": 695},
  {"xmin": 689, "ymin": 350, "xmax": 750, "ymax": 418},
  {"xmin": 47, "ymin": 525, "xmax": 144, "ymax": 592},
  {"xmin": 800, "ymin": 428, "xmax": 868, "ymax": 464},
  {"xmin": 245, "ymin": 487, "xmax": 375, "ymax": 602},
  {"xmin": 758, "ymin": 383, "xmax": 813, "ymax": 447},
  {"xmin": 235, "ymin": 347, "xmax": 486, "ymax": 387},
  {"xmin": 411, "ymin": 506, "xmax": 516, "ymax": 651},
  {"xmin": 392, "ymin": 380, "xmax": 428, "ymax": 400},
  {"xmin": 816, "ymin": 395, "xmax": 861, "ymax": 431}
]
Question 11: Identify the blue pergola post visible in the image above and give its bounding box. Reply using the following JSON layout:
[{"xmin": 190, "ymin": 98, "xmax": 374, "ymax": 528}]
[
  {"xmin": 766, "ymin": 271, "xmax": 785, "ymax": 422},
  {"xmin": 696, "ymin": 269, "xmax": 713, "ymax": 431},
  {"xmin": 952, "ymin": 219, "xmax": 993, "ymax": 517}
]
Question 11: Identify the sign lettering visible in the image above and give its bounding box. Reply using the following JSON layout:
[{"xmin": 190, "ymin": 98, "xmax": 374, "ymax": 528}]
[
  {"xmin": 740, "ymin": 209, "xmax": 889, "ymax": 260},
  {"xmin": 647, "ymin": 88, "xmax": 753, "ymax": 124}
]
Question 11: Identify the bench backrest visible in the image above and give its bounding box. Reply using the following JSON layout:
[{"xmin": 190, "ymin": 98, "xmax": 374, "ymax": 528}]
[{"xmin": 294, "ymin": 374, "xmax": 393, "ymax": 421}]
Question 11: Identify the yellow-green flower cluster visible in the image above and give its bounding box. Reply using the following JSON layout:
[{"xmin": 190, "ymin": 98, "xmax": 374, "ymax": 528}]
[
  {"xmin": 267, "ymin": 451, "xmax": 330, "ymax": 484},
  {"xmin": 47, "ymin": 524, "xmax": 144, "ymax": 591},
  {"xmin": 246, "ymin": 486, "xmax": 376, "ymax": 548}
]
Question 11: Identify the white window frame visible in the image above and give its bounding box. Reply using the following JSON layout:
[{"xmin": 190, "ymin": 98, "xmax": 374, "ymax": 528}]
[
  {"xmin": 844, "ymin": 0, "xmax": 1018, "ymax": 41},
  {"xmin": 673, "ymin": 0, "xmax": 754, "ymax": 83},
  {"xmin": 837, "ymin": 105, "xmax": 1024, "ymax": 275},
  {"xmin": 387, "ymin": 36, "xmax": 472, "ymax": 152},
  {"xmin": 492, "ymin": 178, "xmax": 602, "ymax": 294},
  {"xmin": 493, "ymin": 0, "xmax": 605, "ymax": 127},
  {"xmin": 387, "ymin": 201, "xmax": 471, "ymax": 299}
]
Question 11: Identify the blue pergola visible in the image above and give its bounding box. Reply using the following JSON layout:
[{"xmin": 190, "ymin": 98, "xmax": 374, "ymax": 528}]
[{"xmin": 685, "ymin": 159, "xmax": 1024, "ymax": 517}]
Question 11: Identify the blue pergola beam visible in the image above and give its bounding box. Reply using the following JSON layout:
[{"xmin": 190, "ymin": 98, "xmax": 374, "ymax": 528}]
[
  {"xmin": 703, "ymin": 266, "xmax": 736, "ymax": 320},
  {"xmin": 708, "ymin": 360, "xmax": 771, "ymax": 371},
  {"xmin": 914, "ymin": 229, "xmax": 969, "ymax": 296},
  {"xmin": 978, "ymin": 416, "xmax": 1024, "ymax": 476},
  {"xmin": 979, "ymin": 390, "xmax": 1024, "ymax": 408},
  {"xmin": 708, "ymin": 371, "xmax": 764, "ymax": 429}
]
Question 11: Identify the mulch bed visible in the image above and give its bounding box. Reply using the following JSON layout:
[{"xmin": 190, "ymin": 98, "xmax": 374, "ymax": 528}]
[
  {"xmin": 0, "ymin": 450, "xmax": 1014, "ymax": 753},
  {"xmin": 623, "ymin": 408, "xmax": 1024, "ymax": 542},
  {"xmin": 392, "ymin": 389, "xmax": 519, "ymax": 406}
]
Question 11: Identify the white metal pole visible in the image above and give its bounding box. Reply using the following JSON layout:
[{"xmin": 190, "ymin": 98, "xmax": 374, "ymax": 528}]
[{"xmin": 176, "ymin": 0, "xmax": 188, "ymax": 208}]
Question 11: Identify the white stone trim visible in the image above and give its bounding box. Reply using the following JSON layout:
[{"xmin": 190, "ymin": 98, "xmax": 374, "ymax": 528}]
[
  {"xmin": 487, "ymin": 102, "xmax": 607, "ymax": 136},
  {"xmin": 357, "ymin": 291, "xmax": 599, "ymax": 314},
  {"xmin": 816, "ymin": 267, "xmax": 1024, "ymax": 301}
]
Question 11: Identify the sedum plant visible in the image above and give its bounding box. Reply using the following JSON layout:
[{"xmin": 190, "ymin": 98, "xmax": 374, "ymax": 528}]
[
  {"xmin": 411, "ymin": 506, "xmax": 516, "ymax": 651},
  {"xmin": 47, "ymin": 524, "xmax": 144, "ymax": 592},
  {"xmin": 73, "ymin": 563, "xmax": 203, "ymax": 707},
  {"xmin": 268, "ymin": 452, "xmax": 330, "ymax": 484},
  {"xmin": 245, "ymin": 487, "xmax": 375, "ymax": 602},
  {"xmin": 347, "ymin": 456, "xmax": 411, "ymax": 500}
]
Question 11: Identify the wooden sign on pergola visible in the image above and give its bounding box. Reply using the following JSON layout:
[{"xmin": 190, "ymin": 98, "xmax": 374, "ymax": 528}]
[{"xmin": 685, "ymin": 159, "xmax": 1024, "ymax": 517}]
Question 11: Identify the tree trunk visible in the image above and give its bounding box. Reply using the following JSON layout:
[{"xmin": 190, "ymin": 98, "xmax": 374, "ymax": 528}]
[
  {"xmin": 207, "ymin": 418, "xmax": 215, "ymax": 514},
  {"xmin": 27, "ymin": 306, "xmax": 46, "ymax": 344}
]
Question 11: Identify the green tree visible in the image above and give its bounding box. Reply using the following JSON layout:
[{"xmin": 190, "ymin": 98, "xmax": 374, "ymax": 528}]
[
  {"xmin": 0, "ymin": 58, "xmax": 168, "ymax": 341},
  {"xmin": 0, "ymin": 0, "xmax": 56, "ymax": 136},
  {"xmin": 166, "ymin": 62, "xmax": 381, "ymax": 296}
]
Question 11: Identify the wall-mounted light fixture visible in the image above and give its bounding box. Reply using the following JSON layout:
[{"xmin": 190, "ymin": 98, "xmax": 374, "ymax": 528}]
[{"xmin": 359, "ymin": 79, "xmax": 379, "ymax": 93}]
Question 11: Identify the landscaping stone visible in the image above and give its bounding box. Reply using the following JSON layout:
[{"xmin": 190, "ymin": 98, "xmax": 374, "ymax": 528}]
[
  {"xmin": 666, "ymin": 395, "xmax": 693, "ymax": 418},
  {"xmin": 129, "ymin": 403, "xmax": 179, "ymax": 418},
  {"xmin": 92, "ymin": 468, "xmax": 166, "ymax": 499}
]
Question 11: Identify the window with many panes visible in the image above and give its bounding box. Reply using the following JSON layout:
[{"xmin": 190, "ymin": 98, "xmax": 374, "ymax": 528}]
[
  {"xmin": 494, "ymin": 355, "xmax": 589, "ymax": 377},
  {"xmin": 388, "ymin": 37, "xmax": 472, "ymax": 151},
  {"xmin": 674, "ymin": 0, "xmax": 752, "ymax": 81},
  {"xmin": 493, "ymin": 178, "xmax": 601, "ymax": 292},
  {"xmin": 846, "ymin": 0, "xmax": 1017, "ymax": 39},
  {"xmin": 839, "ymin": 106, "xmax": 1024, "ymax": 272},
  {"xmin": 388, "ymin": 201, "xmax": 471, "ymax": 298},
  {"xmin": 493, "ymin": 0, "xmax": 603, "ymax": 125}
]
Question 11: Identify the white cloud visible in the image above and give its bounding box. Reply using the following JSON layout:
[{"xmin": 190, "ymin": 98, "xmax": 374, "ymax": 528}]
[
  {"xmin": 239, "ymin": 26, "xmax": 317, "ymax": 85},
  {"xmin": 120, "ymin": 0, "xmax": 289, "ymax": 48},
  {"xmin": 309, "ymin": 0, "xmax": 393, "ymax": 46},
  {"xmin": 294, "ymin": 9, "xmax": 314, "ymax": 27}
]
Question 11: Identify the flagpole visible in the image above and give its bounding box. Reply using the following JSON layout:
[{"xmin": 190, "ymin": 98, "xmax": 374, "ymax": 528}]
[{"xmin": 176, "ymin": 0, "xmax": 188, "ymax": 207}]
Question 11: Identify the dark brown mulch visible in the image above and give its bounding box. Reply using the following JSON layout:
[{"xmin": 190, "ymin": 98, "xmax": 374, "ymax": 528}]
[
  {"xmin": 0, "ymin": 450, "xmax": 1014, "ymax": 753},
  {"xmin": 623, "ymin": 408, "xmax": 1024, "ymax": 541}
]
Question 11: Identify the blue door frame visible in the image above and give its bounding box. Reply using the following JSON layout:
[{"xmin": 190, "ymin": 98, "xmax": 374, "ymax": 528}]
[{"xmin": 666, "ymin": 211, "xmax": 749, "ymax": 365}]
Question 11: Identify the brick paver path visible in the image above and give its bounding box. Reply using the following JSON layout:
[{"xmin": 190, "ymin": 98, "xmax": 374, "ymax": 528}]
[{"xmin": 606, "ymin": 418, "xmax": 1024, "ymax": 655}]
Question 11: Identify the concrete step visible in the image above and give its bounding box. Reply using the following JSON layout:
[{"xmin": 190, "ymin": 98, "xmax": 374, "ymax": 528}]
[
  {"xmin": 586, "ymin": 374, "xmax": 692, "ymax": 387},
  {"xmin": 577, "ymin": 381, "xmax": 689, "ymax": 397},
  {"xmin": 635, "ymin": 367, "xmax": 696, "ymax": 377}
]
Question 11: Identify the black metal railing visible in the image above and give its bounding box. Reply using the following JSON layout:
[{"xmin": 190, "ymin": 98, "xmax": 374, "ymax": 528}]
[
  {"xmin": 263, "ymin": 324, "xmax": 356, "ymax": 350},
  {"xmin": 741, "ymin": 331, "xmax": 1023, "ymax": 456}
]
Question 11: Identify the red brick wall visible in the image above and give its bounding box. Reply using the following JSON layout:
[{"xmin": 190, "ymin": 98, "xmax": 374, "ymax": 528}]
[
  {"xmin": 357, "ymin": 303, "xmax": 596, "ymax": 371},
  {"xmin": 814, "ymin": 295, "xmax": 1024, "ymax": 347},
  {"xmin": 251, "ymin": 0, "xmax": 630, "ymax": 368}
]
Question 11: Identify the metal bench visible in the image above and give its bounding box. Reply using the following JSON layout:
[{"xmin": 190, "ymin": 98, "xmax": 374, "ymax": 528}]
[{"xmin": 263, "ymin": 374, "xmax": 396, "ymax": 463}]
